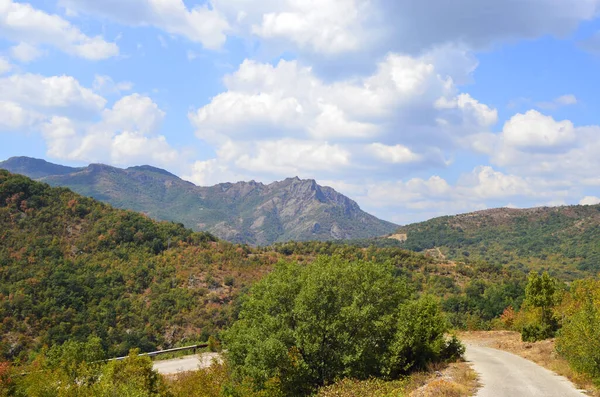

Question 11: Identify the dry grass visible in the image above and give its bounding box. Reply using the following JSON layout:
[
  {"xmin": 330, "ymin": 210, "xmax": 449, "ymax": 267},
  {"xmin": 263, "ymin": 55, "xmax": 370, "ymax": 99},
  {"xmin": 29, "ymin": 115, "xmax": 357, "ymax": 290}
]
[
  {"xmin": 460, "ymin": 331, "xmax": 599, "ymax": 396},
  {"xmin": 409, "ymin": 361, "xmax": 479, "ymax": 397},
  {"xmin": 315, "ymin": 360, "xmax": 478, "ymax": 397}
]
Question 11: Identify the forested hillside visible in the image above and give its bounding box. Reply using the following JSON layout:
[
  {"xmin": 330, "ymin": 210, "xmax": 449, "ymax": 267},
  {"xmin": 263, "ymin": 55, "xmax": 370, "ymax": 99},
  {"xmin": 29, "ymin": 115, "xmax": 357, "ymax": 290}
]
[
  {"xmin": 394, "ymin": 206, "xmax": 600, "ymax": 279},
  {"xmin": 0, "ymin": 171, "xmax": 524, "ymax": 364}
]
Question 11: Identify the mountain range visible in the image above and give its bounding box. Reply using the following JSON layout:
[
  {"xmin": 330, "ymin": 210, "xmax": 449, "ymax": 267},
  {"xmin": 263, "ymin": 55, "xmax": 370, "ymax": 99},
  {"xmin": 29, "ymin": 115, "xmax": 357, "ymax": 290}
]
[{"xmin": 0, "ymin": 156, "xmax": 398, "ymax": 245}]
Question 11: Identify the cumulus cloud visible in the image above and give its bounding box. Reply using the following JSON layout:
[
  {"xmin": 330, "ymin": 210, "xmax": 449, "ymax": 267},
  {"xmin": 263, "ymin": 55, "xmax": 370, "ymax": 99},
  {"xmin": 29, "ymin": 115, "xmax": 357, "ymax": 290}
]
[
  {"xmin": 0, "ymin": 100, "xmax": 39, "ymax": 131},
  {"xmin": 54, "ymin": 0, "xmax": 599, "ymax": 58},
  {"xmin": 246, "ymin": 0, "xmax": 371, "ymax": 54},
  {"xmin": 185, "ymin": 46, "xmax": 499, "ymax": 198},
  {"xmin": 0, "ymin": 70, "xmax": 180, "ymax": 168},
  {"xmin": 580, "ymin": 196, "xmax": 600, "ymax": 205},
  {"xmin": 0, "ymin": 0, "xmax": 118, "ymax": 60},
  {"xmin": 191, "ymin": 51, "xmax": 495, "ymax": 145},
  {"xmin": 211, "ymin": 0, "xmax": 600, "ymax": 57},
  {"xmin": 341, "ymin": 163, "xmax": 579, "ymax": 223},
  {"xmin": 463, "ymin": 109, "xmax": 600, "ymax": 214},
  {"xmin": 502, "ymin": 110, "xmax": 576, "ymax": 150},
  {"xmin": 59, "ymin": 0, "xmax": 229, "ymax": 49},
  {"xmin": 41, "ymin": 94, "xmax": 177, "ymax": 166},
  {"xmin": 0, "ymin": 73, "xmax": 106, "ymax": 116},
  {"xmin": 368, "ymin": 143, "xmax": 421, "ymax": 164}
]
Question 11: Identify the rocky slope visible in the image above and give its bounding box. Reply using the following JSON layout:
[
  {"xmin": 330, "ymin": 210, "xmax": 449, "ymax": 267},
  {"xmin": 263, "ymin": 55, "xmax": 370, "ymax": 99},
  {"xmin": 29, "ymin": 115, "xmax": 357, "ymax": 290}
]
[{"xmin": 0, "ymin": 157, "xmax": 397, "ymax": 245}]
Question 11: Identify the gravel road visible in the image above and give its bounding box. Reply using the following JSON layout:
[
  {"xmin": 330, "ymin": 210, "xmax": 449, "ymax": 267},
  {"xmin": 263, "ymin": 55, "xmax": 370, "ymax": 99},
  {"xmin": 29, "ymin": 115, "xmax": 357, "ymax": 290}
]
[
  {"xmin": 465, "ymin": 344, "xmax": 587, "ymax": 397},
  {"xmin": 152, "ymin": 352, "xmax": 222, "ymax": 375}
]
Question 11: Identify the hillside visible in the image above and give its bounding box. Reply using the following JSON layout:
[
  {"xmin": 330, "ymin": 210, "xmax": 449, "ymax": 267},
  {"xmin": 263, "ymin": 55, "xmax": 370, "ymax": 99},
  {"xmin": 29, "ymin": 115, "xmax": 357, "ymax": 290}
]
[
  {"xmin": 0, "ymin": 171, "xmax": 525, "ymax": 361},
  {"xmin": 394, "ymin": 206, "xmax": 600, "ymax": 279},
  {"xmin": 0, "ymin": 157, "xmax": 398, "ymax": 245}
]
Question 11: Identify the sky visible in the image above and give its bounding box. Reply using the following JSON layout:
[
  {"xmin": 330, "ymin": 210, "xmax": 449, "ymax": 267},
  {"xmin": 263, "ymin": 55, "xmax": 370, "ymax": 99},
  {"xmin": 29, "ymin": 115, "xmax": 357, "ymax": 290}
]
[{"xmin": 1, "ymin": 0, "xmax": 600, "ymax": 225}]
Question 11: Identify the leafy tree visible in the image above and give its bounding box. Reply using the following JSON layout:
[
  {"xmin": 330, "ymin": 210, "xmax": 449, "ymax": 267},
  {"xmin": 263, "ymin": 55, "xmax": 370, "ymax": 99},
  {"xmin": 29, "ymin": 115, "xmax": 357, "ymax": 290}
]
[
  {"xmin": 225, "ymin": 256, "xmax": 460, "ymax": 396},
  {"xmin": 518, "ymin": 271, "xmax": 561, "ymax": 341},
  {"xmin": 556, "ymin": 279, "xmax": 600, "ymax": 385}
]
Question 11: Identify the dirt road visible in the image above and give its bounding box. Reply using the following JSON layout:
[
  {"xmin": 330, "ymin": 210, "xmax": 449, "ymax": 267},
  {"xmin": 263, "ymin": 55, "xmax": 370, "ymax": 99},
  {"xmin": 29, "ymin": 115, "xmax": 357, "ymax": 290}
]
[
  {"xmin": 152, "ymin": 352, "xmax": 222, "ymax": 375},
  {"xmin": 465, "ymin": 344, "xmax": 587, "ymax": 397}
]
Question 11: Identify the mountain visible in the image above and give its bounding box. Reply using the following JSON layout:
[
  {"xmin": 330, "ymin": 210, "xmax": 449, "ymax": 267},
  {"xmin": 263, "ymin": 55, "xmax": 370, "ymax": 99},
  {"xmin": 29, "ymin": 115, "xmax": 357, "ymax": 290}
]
[
  {"xmin": 392, "ymin": 206, "xmax": 600, "ymax": 279},
  {"xmin": 0, "ymin": 156, "xmax": 83, "ymax": 179},
  {"xmin": 0, "ymin": 157, "xmax": 398, "ymax": 245}
]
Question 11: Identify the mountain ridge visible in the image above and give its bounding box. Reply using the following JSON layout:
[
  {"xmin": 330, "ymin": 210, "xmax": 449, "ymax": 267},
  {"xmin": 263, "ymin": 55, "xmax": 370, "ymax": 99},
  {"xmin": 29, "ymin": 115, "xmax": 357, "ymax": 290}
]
[
  {"xmin": 392, "ymin": 204, "xmax": 600, "ymax": 279},
  {"xmin": 0, "ymin": 156, "xmax": 398, "ymax": 245}
]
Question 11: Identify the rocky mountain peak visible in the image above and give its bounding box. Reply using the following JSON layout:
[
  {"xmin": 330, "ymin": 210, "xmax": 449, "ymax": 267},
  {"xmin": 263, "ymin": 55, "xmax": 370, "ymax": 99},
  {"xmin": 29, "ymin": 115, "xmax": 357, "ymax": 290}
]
[{"xmin": 1, "ymin": 157, "xmax": 399, "ymax": 245}]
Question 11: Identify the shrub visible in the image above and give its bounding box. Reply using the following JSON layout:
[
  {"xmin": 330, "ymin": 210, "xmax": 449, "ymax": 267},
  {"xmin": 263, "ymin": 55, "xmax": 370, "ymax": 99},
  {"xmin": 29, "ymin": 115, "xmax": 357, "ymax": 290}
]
[
  {"xmin": 517, "ymin": 272, "xmax": 561, "ymax": 342},
  {"xmin": 556, "ymin": 279, "xmax": 600, "ymax": 384}
]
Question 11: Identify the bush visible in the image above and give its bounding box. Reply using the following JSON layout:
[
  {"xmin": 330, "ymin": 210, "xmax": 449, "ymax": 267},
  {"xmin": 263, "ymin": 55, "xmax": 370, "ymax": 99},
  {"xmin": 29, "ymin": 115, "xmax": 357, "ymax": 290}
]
[
  {"xmin": 385, "ymin": 296, "xmax": 451, "ymax": 376},
  {"xmin": 556, "ymin": 279, "xmax": 600, "ymax": 384},
  {"xmin": 517, "ymin": 272, "xmax": 561, "ymax": 342},
  {"xmin": 225, "ymin": 256, "xmax": 461, "ymax": 396},
  {"xmin": 521, "ymin": 323, "xmax": 555, "ymax": 342}
]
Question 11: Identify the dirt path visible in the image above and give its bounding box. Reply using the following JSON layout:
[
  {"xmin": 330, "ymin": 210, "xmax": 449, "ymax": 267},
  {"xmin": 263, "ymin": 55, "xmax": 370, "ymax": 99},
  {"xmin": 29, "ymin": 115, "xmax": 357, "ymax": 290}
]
[{"xmin": 465, "ymin": 344, "xmax": 587, "ymax": 397}]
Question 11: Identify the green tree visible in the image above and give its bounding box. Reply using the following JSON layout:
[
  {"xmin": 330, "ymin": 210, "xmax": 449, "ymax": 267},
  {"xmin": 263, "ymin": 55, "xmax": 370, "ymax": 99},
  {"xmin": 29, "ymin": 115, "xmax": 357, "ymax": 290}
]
[
  {"xmin": 225, "ymin": 256, "xmax": 459, "ymax": 396},
  {"xmin": 519, "ymin": 271, "xmax": 560, "ymax": 341},
  {"xmin": 556, "ymin": 279, "xmax": 600, "ymax": 384}
]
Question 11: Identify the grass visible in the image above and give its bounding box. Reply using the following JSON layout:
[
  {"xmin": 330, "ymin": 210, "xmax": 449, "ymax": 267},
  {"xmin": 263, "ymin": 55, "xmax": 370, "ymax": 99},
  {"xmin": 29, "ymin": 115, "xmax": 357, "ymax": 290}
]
[
  {"xmin": 315, "ymin": 361, "xmax": 478, "ymax": 397},
  {"xmin": 460, "ymin": 330, "xmax": 599, "ymax": 396}
]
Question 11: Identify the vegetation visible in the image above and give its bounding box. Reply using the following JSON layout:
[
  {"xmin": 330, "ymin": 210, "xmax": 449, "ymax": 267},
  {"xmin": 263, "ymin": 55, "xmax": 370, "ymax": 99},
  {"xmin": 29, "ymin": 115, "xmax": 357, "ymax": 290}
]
[
  {"xmin": 394, "ymin": 206, "xmax": 600, "ymax": 279},
  {"xmin": 556, "ymin": 279, "xmax": 600, "ymax": 385},
  {"xmin": 225, "ymin": 256, "xmax": 463, "ymax": 396}
]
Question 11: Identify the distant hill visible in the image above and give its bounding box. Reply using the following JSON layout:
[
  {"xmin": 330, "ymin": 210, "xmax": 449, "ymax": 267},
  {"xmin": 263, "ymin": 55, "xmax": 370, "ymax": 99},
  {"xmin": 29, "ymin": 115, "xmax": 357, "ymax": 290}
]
[
  {"xmin": 393, "ymin": 206, "xmax": 600, "ymax": 279},
  {"xmin": 0, "ymin": 156, "xmax": 398, "ymax": 245}
]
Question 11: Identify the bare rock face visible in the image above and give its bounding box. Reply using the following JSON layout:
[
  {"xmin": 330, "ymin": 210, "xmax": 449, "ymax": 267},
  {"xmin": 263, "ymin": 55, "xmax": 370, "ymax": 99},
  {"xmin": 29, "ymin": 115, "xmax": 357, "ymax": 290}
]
[{"xmin": 1, "ymin": 157, "xmax": 398, "ymax": 245}]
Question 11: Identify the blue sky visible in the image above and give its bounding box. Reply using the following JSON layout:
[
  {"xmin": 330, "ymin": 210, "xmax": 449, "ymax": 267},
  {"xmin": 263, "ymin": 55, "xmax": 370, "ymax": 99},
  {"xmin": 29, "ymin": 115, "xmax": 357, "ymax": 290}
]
[{"xmin": 1, "ymin": 0, "xmax": 600, "ymax": 224}]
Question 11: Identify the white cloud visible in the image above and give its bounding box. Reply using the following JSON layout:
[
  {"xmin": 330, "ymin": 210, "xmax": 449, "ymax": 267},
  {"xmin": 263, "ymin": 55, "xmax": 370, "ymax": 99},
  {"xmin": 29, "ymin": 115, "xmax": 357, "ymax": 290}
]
[
  {"xmin": 0, "ymin": 0, "xmax": 118, "ymax": 60},
  {"xmin": 462, "ymin": 166, "xmax": 532, "ymax": 200},
  {"xmin": 580, "ymin": 196, "xmax": 600, "ymax": 206},
  {"xmin": 191, "ymin": 51, "xmax": 494, "ymax": 145},
  {"xmin": 0, "ymin": 73, "xmax": 106, "ymax": 115},
  {"xmin": 102, "ymin": 94, "xmax": 165, "ymax": 134},
  {"xmin": 248, "ymin": 0, "xmax": 371, "ymax": 54},
  {"xmin": 0, "ymin": 56, "xmax": 11, "ymax": 74},
  {"xmin": 10, "ymin": 42, "xmax": 45, "ymax": 62},
  {"xmin": 212, "ymin": 0, "xmax": 600, "ymax": 57},
  {"xmin": 464, "ymin": 111, "xmax": 600, "ymax": 206},
  {"xmin": 59, "ymin": 0, "xmax": 229, "ymax": 49},
  {"xmin": 41, "ymin": 94, "xmax": 177, "ymax": 166},
  {"xmin": 502, "ymin": 110, "xmax": 576, "ymax": 150},
  {"xmin": 0, "ymin": 100, "xmax": 38, "ymax": 131},
  {"xmin": 536, "ymin": 94, "xmax": 578, "ymax": 110},
  {"xmin": 187, "ymin": 48, "xmax": 497, "ymax": 195},
  {"xmin": 368, "ymin": 143, "xmax": 421, "ymax": 164},
  {"xmin": 92, "ymin": 75, "xmax": 134, "ymax": 95}
]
